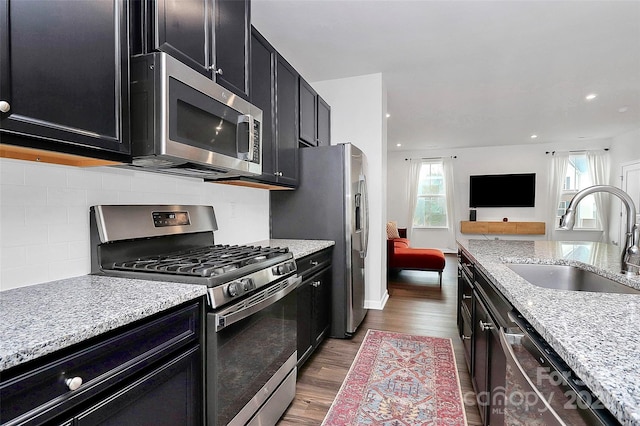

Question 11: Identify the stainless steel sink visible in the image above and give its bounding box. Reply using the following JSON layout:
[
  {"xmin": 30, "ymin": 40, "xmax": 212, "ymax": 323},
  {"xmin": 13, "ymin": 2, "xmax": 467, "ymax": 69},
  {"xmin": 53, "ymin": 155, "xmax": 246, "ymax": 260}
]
[{"xmin": 506, "ymin": 263, "xmax": 640, "ymax": 295}]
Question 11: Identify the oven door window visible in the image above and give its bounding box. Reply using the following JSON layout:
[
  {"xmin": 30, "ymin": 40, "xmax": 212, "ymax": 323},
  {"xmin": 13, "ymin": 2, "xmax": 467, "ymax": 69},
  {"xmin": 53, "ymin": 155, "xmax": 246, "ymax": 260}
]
[
  {"xmin": 207, "ymin": 288, "xmax": 296, "ymax": 425},
  {"xmin": 169, "ymin": 77, "xmax": 248, "ymax": 157}
]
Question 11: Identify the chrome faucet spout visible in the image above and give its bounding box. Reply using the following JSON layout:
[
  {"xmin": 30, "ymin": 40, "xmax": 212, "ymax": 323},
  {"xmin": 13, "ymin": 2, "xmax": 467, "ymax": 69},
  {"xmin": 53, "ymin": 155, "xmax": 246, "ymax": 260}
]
[{"xmin": 559, "ymin": 185, "xmax": 639, "ymax": 275}]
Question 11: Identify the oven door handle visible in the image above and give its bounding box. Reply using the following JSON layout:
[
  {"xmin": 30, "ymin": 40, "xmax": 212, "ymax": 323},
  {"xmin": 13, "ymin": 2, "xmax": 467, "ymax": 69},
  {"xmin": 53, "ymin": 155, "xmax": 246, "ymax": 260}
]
[{"xmin": 214, "ymin": 275, "xmax": 301, "ymax": 332}]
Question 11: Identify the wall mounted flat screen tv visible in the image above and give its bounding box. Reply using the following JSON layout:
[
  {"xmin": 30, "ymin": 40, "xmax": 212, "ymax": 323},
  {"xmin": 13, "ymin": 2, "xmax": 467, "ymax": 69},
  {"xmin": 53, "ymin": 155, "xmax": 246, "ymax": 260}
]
[{"xmin": 469, "ymin": 173, "xmax": 536, "ymax": 207}]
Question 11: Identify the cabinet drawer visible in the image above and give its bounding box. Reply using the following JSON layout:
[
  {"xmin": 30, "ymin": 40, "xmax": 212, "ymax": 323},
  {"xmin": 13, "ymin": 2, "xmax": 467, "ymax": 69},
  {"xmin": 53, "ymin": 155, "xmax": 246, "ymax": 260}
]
[
  {"xmin": 0, "ymin": 302, "xmax": 200, "ymax": 426},
  {"xmin": 74, "ymin": 346, "xmax": 201, "ymax": 426},
  {"xmin": 296, "ymin": 248, "xmax": 332, "ymax": 277},
  {"xmin": 460, "ymin": 271, "xmax": 474, "ymax": 316}
]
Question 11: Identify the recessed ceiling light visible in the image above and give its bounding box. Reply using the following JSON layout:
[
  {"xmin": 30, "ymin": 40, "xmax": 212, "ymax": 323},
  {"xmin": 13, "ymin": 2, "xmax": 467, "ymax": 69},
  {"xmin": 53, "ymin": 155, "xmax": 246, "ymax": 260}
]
[
  {"xmin": 619, "ymin": 106, "xmax": 629, "ymax": 113},
  {"xmin": 585, "ymin": 93, "xmax": 598, "ymax": 101},
  {"xmin": 530, "ymin": 134, "xmax": 538, "ymax": 139},
  {"xmin": 386, "ymin": 113, "xmax": 391, "ymax": 118},
  {"xmin": 396, "ymin": 143, "xmax": 402, "ymax": 147}
]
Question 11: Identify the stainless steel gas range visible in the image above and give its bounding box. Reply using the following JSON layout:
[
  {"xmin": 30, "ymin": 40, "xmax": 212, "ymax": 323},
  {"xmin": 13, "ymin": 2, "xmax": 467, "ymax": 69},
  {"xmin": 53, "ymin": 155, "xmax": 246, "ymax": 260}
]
[{"xmin": 90, "ymin": 205, "xmax": 299, "ymax": 426}]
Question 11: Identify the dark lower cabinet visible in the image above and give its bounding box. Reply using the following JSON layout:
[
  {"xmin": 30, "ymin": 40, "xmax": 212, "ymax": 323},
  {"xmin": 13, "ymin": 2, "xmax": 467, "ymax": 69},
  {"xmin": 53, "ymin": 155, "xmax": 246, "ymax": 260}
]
[
  {"xmin": 74, "ymin": 346, "xmax": 201, "ymax": 426},
  {"xmin": 0, "ymin": 0, "xmax": 130, "ymax": 158},
  {"xmin": 0, "ymin": 301, "xmax": 203, "ymax": 426},
  {"xmin": 457, "ymin": 249, "xmax": 506, "ymax": 426},
  {"xmin": 296, "ymin": 248, "xmax": 332, "ymax": 367}
]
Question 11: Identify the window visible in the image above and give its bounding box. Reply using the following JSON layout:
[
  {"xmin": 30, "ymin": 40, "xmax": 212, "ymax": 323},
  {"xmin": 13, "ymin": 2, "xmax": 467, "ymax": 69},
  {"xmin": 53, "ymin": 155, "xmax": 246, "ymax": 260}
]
[
  {"xmin": 413, "ymin": 161, "xmax": 448, "ymax": 228},
  {"xmin": 556, "ymin": 154, "xmax": 599, "ymax": 229}
]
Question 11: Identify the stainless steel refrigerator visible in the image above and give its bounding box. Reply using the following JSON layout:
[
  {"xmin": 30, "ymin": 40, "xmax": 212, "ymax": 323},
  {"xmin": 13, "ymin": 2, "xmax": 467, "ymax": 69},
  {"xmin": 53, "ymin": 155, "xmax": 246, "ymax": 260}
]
[{"xmin": 270, "ymin": 143, "xmax": 369, "ymax": 338}]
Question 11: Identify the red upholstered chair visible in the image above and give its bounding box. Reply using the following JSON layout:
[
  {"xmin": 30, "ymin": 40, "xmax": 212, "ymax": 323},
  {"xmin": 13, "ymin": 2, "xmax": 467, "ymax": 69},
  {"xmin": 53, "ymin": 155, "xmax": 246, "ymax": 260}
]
[{"xmin": 387, "ymin": 226, "xmax": 446, "ymax": 286}]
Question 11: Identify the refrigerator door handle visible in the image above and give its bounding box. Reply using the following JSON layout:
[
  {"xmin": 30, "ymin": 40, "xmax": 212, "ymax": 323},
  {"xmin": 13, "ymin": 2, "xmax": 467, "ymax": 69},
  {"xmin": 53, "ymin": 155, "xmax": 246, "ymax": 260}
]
[{"xmin": 359, "ymin": 175, "xmax": 369, "ymax": 258}]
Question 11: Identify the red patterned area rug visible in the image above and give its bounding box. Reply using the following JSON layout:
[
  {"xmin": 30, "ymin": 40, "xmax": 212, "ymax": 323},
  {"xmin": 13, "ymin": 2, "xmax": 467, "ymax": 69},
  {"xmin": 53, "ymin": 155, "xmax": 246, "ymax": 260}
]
[{"xmin": 322, "ymin": 329, "xmax": 467, "ymax": 426}]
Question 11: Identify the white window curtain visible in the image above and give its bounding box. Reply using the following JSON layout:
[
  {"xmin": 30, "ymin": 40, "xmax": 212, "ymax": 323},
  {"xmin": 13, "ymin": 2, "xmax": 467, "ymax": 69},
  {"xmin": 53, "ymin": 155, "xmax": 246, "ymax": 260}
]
[
  {"xmin": 442, "ymin": 157, "xmax": 457, "ymax": 249},
  {"xmin": 547, "ymin": 153, "xmax": 569, "ymax": 240},
  {"xmin": 587, "ymin": 151, "xmax": 611, "ymax": 243},
  {"xmin": 405, "ymin": 159, "xmax": 421, "ymax": 241}
]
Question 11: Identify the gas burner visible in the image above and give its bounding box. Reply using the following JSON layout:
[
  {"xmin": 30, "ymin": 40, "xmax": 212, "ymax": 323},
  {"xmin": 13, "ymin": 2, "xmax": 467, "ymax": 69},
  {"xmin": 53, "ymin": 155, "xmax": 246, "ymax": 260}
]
[{"xmin": 110, "ymin": 245, "xmax": 290, "ymax": 278}]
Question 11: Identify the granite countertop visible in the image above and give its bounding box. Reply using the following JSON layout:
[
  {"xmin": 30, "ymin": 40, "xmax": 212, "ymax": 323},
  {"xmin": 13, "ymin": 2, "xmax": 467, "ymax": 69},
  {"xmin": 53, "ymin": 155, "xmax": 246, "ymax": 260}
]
[
  {"xmin": 457, "ymin": 239, "xmax": 640, "ymax": 425},
  {"xmin": 0, "ymin": 275, "xmax": 207, "ymax": 372},
  {"xmin": 251, "ymin": 238, "xmax": 335, "ymax": 259},
  {"xmin": 0, "ymin": 239, "xmax": 334, "ymax": 374}
]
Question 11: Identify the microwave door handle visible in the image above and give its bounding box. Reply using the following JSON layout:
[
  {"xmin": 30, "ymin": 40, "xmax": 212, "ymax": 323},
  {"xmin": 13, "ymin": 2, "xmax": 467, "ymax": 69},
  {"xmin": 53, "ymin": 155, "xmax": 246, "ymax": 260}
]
[
  {"xmin": 246, "ymin": 114, "xmax": 256, "ymax": 162},
  {"xmin": 498, "ymin": 328, "xmax": 568, "ymax": 426},
  {"xmin": 237, "ymin": 114, "xmax": 254, "ymax": 161}
]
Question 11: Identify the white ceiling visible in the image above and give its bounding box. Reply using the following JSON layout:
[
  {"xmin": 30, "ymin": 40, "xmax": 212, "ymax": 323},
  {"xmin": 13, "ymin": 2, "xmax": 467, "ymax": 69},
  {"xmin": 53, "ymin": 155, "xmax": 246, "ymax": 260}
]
[{"xmin": 251, "ymin": 0, "xmax": 640, "ymax": 152}]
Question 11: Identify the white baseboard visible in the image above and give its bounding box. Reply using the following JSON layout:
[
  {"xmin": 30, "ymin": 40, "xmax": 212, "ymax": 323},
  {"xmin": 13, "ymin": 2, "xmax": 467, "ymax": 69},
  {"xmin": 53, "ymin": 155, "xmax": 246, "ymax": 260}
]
[{"xmin": 365, "ymin": 290, "xmax": 389, "ymax": 310}]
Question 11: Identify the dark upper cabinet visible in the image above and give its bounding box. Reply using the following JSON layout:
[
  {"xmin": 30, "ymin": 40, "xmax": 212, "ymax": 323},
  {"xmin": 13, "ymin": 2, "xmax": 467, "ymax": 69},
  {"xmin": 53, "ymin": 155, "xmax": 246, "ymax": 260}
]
[
  {"xmin": 152, "ymin": 0, "xmax": 211, "ymax": 76},
  {"xmin": 137, "ymin": 0, "xmax": 250, "ymax": 99},
  {"xmin": 299, "ymin": 77, "xmax": 331, "ymax": 147},
  {"xmin": 298, "ymin": 78, "xmax": 317, "ymax": 146},
  {"xmin": 249, "ymin": 27, "xmax": 297, "ymax": 187},
  {"xmin": 0, "ymin": 0, "xmax": 130, "ymax": 158},
  {"xmin": 249, "ymin": 28, "xmax": 276, "ymax": 181},
  {"xmin": 214, "ymin": 0, "xmax": 250, "ymax": 99},
  {"xmin": 274, "ymin": 54, "xmax": 299, "ymax": 186},
  {"xmin": 317, "ymin": 96, "xmax": 331, "ymax": 146}
]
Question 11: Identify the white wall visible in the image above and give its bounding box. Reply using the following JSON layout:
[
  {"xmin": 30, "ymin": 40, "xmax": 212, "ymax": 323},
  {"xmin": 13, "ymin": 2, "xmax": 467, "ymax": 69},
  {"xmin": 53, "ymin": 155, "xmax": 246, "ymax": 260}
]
[
  {"xmin": 608, "ymin": 128, "xmax": 640, "ymax": 245},
  {"xmin": 0, "ymin": 158, "xmax": 270, "ymax": 291},
  {"xmin": 387, "ymin": 138, "xmax": 620, "ymax": 251},
  {"xmin": 314, "ymin": 73, "xmax": 389, "ymax": 310}
]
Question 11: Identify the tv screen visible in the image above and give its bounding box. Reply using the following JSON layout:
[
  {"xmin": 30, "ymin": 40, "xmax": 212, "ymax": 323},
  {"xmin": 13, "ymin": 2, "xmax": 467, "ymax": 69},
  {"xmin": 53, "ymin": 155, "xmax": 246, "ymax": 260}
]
[{"xmin": 469, "ymin": 173, "xmax": 536, "ymax": 207}]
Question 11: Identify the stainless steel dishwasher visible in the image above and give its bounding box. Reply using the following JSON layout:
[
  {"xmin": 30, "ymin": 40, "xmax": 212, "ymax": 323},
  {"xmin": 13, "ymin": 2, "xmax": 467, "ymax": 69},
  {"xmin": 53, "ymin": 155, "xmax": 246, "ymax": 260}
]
[{"xmin": 500, "ymin": 311, "xmax": 619, "ymax": 425}]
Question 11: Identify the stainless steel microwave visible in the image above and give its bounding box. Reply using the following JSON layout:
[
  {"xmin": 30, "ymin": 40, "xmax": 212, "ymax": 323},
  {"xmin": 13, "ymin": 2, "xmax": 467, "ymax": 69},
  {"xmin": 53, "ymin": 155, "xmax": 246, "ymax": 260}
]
[{"xmin": 128, "ymin": 52, "xmax": 262, "ymax": 179}]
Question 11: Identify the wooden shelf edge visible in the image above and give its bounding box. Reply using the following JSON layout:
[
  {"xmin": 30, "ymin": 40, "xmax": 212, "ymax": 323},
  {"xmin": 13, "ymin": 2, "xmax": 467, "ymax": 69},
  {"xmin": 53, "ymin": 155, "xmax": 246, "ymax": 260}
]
[{"xmin": 1, "ymin": 144, "xmax": 122, "ymax": 167}]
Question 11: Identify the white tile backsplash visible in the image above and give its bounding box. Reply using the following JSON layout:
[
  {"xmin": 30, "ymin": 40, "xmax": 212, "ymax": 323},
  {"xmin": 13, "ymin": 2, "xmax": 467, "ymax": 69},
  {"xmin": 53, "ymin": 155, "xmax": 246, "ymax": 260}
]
[{"xmin": 0, "ymin": 158, "xmax": 270, "ymax": 291}]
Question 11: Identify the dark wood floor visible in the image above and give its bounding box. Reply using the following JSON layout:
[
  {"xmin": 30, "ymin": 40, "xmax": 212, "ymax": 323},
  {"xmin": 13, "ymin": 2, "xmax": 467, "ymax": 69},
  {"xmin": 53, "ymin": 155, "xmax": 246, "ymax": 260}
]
[{"xmin": 277, "ymin": 254, "xmax": 482, "ymax": 425}]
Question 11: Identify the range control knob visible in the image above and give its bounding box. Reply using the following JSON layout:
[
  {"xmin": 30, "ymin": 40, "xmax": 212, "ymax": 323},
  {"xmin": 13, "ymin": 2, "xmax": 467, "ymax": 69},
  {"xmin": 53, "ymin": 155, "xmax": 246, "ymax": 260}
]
[
  {"xmin": 227, "ymin": 282, "xmax": 240, "ymax": 297},
  {"xmin": 240, "ymin": 278, "xmax": 254, "ymax": 291}
]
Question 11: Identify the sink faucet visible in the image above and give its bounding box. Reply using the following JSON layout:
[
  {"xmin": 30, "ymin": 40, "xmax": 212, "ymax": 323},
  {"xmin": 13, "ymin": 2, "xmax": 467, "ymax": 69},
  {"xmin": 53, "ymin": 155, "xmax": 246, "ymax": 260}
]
[{"xmin": 559, "ymin": 185, "xmax": 640, "ymax": 276}]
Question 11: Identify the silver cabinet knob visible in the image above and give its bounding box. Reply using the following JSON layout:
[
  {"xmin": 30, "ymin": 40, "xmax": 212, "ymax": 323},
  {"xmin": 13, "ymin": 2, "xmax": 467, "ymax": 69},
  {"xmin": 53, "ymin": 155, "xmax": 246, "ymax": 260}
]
[
  {"xmin": 0, "ymin": 101, "xmax": 10, "ymax": 113},
  {"xmin": 310, "ymin": 260, "xmax": 319, "ymax": 266},
  {"xmin": 274, "ymin": 171, "xmax": 283, "ymax": 177},
  {"xmin": 65, "ymin": 376, "xmax": 83, "ymax": 391},
  {"xmin": 311, "ymin": 280, "xmax": 321, "ymax": 287},
  {"xmin": 462, "ymin": 335, "xmax": 471, "ymax": 340},
  {"xmin": 479, "ymin": 320, "xmax": 494, "ymax": 331},
  {"xmin": 207, "ymin": 65, "xmax": 223, "ymax": 75},
  {"xmin": 462, "ymin": 294, "xmax": 472, "ymax": 300}
]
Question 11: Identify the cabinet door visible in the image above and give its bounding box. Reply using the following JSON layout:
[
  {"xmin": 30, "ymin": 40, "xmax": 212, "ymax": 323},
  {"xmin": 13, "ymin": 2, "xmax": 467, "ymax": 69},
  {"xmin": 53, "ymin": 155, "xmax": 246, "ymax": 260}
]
[
  {"xmin": 0, "ymin": 0, "xmax": 129, "ymax": 156},
  {"xmin": 472, "ymin": 292, "xmax": 490, "ymax": 424},
  {"xmin": 250, "ymin": 28, "xmax": 276, "ymax": 182},
  {"xmin": 75, "ymin": 346, "xmax": 202, "ymax": 426},
  {"xmin": 487, "ymin": 325, "xmax": 505, "ymax": 425},
  {"xmin": 298, "ymin": 78, "xmax": 317, "ymax": 146},
  {"xmin": 214, "ymin": 0, "xmax": 250, "ymax": 99},
  {"xmin": 311, "ymin": 267, "xmax": 332, "ymax": 346},
  {"xmin": 297, "ymin": 280, "xmax": 313, "ymax": 366},
  {"xmin": 154, "ymin": 0, "xmax": 212, "ymax": 77},
  {"xmin": 317, "ymin": 96, "xmax": 331, "ymax": 147},
  {"xmin": 274, "ymin": 54, "xmax": 299, "ymax": 187}
]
